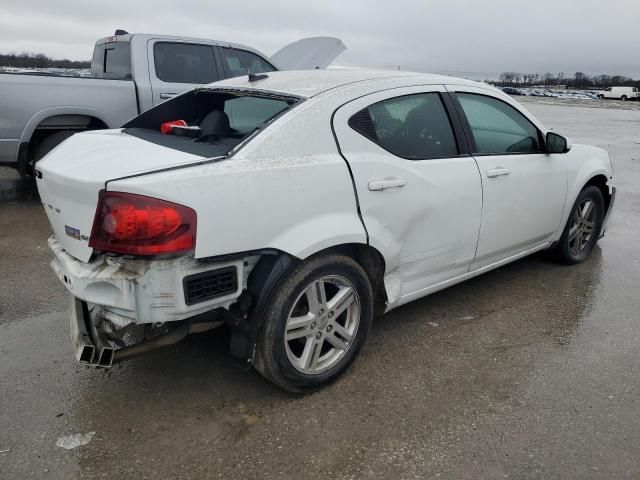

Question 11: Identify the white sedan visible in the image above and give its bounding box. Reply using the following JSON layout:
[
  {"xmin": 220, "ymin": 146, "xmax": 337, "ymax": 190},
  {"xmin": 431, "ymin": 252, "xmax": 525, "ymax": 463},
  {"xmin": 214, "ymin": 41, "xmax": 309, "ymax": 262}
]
[{"xmin": 37, "ymin": 70, "xmax": 615, "ymax": 392}]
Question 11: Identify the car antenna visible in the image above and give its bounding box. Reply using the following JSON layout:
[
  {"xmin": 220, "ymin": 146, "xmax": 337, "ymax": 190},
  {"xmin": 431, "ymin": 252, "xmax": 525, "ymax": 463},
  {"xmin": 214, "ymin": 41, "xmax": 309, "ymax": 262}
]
[
  {"xmin": 114, "ymin": 29, "xmax": 129, "ymax": 36},
  {"xmin": 248, "ymin": 72, "xmax": 269, "ymax": 82}
]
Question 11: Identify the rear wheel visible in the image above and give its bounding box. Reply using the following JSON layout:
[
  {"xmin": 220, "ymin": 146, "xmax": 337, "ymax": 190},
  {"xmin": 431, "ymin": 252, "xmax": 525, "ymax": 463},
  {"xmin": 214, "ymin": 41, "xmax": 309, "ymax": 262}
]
[
  {"xmin": 253, "ymin": 252, "xmax": 373, "ymax": 392},
  {"xmin": 597, "ymin": 94, "xmax": 604, "ymax": 100},
  {"xmin": 30, "ymin": 130, "xmax": 75, "ymax": 173},
  {"xmin": 552, "ymin": 186, "xmax": 604, "ymax": 264},
  {"xmin": 621, "ymin": 95, "xmax": 628, "ymax": 101}
]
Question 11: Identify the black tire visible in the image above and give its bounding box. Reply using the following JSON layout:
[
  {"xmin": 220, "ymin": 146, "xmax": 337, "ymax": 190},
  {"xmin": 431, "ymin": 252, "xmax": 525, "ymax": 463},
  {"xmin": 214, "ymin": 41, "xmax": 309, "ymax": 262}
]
[
  {"xmin": 253, "ymin": 252, "xmax": 373, "ymax": 393},
  {"xmin": 621, "ymin": 95, "xmax": 628, "ymax": 101},
  {"xmin": 552, "ymin": 185, "xmax": 605, "ymax": 265},
  {"xmin": 31, "ymin": 130, "xmax": 75, "ymax": 171},
  {"xmin": 597, "ymin": 94, "xmax": 604, "ymax": 100}
]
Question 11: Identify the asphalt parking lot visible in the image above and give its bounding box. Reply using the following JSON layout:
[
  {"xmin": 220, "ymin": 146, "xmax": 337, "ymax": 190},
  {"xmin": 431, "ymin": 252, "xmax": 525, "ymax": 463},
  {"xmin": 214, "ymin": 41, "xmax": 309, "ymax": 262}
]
[{"xmin": 1, "ymin": 98, "xmax": 639, "ymax": 479}]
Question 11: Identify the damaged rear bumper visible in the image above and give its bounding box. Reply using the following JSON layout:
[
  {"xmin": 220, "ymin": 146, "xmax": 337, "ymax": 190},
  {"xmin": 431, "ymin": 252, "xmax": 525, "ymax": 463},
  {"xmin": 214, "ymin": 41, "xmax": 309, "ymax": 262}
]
[
  {"xmin": 69, "ymin": 297, "xmax": 223, "ymax": 368},
  {"xmin": 70, "ymin": 297, "xmax": 113, "ymax": 367},
  {"xmin": 49, "ymin": 236, "xmax": 254, "ymax": 325}
]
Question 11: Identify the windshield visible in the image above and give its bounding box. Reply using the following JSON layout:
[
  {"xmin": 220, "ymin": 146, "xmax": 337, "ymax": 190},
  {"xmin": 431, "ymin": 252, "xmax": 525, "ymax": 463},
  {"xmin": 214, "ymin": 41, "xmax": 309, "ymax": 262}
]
[{"xmin": 122, "ymin": 89, "xmax": 299, "ymax": 157}]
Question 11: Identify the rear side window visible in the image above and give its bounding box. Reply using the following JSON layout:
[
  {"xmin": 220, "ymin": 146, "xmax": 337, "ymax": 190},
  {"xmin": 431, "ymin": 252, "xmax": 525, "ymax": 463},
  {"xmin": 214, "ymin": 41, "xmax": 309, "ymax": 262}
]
[
  {"xmin": 349, "ymin": 93, "xmax": 458, "ymax": 159},
  {"xmin": 91, "ymin": 42, "xmax": 131, "ymax": 80},
  {"xmin": 153, "ymin": 42, "xmax": 219, "ymax": 84},
  {"xmin": 456, "ymin": 93, "xmax": 543, "ymax": 154},
  {"xmin": 220, "ymin": 48, "xmax": 276, "ymax": 78}
]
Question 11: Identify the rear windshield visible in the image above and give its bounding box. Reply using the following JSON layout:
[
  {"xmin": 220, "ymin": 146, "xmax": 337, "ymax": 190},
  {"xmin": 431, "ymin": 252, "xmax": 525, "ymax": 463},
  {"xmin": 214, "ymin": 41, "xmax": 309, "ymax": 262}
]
[
  {"xmin": 92, "ymin": 41, "xmax": 131, "ymax": 80},
  {"xmin": 122, "ymin": 89, "xmax": 299, "ymax": 157}
]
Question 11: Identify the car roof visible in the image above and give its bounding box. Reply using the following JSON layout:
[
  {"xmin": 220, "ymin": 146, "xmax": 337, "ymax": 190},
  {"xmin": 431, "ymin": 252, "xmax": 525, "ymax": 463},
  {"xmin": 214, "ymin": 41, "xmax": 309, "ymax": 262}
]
[{"xmin": 205, "ymin": 69, "xmax": 495, "ymax": 98}]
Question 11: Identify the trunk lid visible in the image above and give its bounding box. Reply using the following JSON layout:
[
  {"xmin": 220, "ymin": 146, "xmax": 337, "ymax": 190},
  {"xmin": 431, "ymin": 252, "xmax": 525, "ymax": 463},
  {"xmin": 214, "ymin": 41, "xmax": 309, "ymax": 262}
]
[
  {"xmin": 271, "ymin": 37, "xmax": 346, "ymax": 70},
  {"xmin": 36, "ymin": 129, "xmax": 208, "ymax": 262}
]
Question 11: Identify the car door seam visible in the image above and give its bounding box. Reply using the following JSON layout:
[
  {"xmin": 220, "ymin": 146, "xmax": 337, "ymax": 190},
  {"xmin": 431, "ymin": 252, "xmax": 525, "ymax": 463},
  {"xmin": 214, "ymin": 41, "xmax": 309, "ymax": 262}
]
[
  {"xmin": 444, "ymin": 87, "xmax": 484, "ymax": 271},
  {"xmin": 330, "ymin": 108, "xmax": 369, "ymax": 244}
]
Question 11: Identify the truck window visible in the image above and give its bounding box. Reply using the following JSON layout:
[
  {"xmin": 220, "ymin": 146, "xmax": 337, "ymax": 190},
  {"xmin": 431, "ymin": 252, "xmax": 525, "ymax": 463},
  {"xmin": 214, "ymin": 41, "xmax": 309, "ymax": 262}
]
[
  {"xmin": 220, "ymin": 48, "xmax": 276, "ymax": 78},
  {"xmin": 92, "ymin": 42, "xmax": 131, "ymax": 80},
  {"xmin": 154, "ymin": 43, "xmax": 219, "ymax": 84}
]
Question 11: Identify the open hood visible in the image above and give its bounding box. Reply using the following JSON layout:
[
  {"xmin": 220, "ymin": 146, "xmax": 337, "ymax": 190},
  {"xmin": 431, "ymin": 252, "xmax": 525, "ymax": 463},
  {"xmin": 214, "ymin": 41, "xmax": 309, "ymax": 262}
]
[{"xmin": 271, "ymin": 37, "xmax": 346, "ymax": 70}]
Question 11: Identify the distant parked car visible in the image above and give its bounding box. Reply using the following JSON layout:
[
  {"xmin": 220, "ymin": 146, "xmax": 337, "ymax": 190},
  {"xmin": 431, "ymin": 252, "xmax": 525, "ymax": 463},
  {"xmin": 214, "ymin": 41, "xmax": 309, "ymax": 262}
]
[
  {"xmin": 597, "ymin": 86, "xmax": 639, "ymax": 100},
  {"xmin": 37, "ymin": 70, "xmax": 615, "ymax": 391},
  {"xmin": 502, "ymin": 87, "xmax": 525, "ymax": 96}
]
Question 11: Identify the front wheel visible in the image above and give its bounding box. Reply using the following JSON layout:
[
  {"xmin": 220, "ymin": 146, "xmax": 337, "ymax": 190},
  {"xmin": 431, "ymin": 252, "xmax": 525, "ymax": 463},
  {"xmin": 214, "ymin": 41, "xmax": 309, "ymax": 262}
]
[
  {"xmin": 253, "ymin": 252, "xmax": 373, "ymax": 392},
  {"xmin": 552, "ymin": 186, "xmax": 604, "ymax": 264}
]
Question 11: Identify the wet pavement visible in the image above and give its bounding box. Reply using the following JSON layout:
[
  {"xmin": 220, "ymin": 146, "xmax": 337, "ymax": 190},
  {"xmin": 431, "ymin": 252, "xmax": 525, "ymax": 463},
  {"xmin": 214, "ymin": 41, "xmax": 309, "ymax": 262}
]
[{"xmin": 1, "ymin": 99, "xmax": 639, "ymax": 479}]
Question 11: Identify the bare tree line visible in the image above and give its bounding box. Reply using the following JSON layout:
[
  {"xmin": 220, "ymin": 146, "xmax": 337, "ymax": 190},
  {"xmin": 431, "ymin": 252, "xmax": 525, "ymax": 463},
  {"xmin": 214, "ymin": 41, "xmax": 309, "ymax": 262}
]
[
  {"xmin": 0, "ymin": 52, "xmax": 90, "ymax": 69},
  {"xmin": 495, "ymin": 71, "xmax": 638, "ymax": 89}
]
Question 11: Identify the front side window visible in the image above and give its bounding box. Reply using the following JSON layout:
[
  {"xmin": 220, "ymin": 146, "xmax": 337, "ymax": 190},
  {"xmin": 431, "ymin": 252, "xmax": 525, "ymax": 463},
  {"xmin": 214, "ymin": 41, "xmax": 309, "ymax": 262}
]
[
  {"xmin": 456, "ymin": 93, "xmax": 543, "ymax": 154},
  {"xmin": 349, "ymin": 93, "xmax": 458, "ymax": 159},
  {"xmin": 153, "ymin": 42, "xmax": 218, "ymax": 84},
  {"xmin": 220, "ymin": 48, "xmax": 276, "ymax": 78}
]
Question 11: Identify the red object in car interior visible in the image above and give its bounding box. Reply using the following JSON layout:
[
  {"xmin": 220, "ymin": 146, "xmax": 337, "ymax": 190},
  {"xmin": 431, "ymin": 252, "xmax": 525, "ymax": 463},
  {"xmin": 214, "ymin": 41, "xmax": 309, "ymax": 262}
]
[
  {"xmin": 160, "ymin": 119, "xmax": 187, "ymax": 134},
  {"xmin": 89, "ymin": 191, "xmax": 196, "ymax": 255}
]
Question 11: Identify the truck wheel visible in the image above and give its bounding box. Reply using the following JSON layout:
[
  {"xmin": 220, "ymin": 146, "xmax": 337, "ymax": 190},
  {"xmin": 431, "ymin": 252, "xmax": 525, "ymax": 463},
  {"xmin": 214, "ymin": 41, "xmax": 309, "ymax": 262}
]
[
  {"xmin": 597, "ymin": 94, "xmax": 604, "ymax": 100},
  {"xmin": 31, "ymin": 130, "xmax": 75, "ymax": 171},
  {"xmin": 621, "ymin": 95, "xmax": 628, "ymax": 101},
  {"xmin": 253, "ymin": 252, "xmax": 373, "ymax": 392},
  {"xmin": 551, "ymin": 186, "xmax": 604, "ymax": 265}
]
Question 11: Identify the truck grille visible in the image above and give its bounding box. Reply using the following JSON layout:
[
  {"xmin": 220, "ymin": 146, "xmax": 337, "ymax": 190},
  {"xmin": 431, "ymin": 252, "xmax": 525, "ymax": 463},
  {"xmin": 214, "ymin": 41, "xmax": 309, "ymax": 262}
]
[{"xmin": 183, "ymin": 266, "xmax": 238, "ymax": 305}]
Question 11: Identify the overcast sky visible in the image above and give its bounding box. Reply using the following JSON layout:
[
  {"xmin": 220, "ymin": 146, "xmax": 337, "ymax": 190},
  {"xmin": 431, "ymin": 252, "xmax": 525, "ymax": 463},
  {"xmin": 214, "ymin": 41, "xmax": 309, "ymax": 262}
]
[{"xmin": 2, "ymin": 0, "xmax": 639, "ymax": 79}]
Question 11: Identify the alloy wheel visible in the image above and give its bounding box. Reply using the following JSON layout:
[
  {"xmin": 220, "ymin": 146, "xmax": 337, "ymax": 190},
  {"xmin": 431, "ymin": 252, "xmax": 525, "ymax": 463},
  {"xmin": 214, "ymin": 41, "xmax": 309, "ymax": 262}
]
[
  {"xmin": 284, "ymin": 275, "xmax": 360, "ymax": 374},
  {"xmin": 568, "ymin": 198, "xmax": 597, "ymax": 255}
]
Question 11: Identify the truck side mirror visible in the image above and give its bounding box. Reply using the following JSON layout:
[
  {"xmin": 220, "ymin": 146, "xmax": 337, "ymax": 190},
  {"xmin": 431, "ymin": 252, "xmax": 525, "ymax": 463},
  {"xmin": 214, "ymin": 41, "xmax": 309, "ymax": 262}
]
[{"xmin": 546, "ymin": 132, "xmax": 572, "ymax": 154}]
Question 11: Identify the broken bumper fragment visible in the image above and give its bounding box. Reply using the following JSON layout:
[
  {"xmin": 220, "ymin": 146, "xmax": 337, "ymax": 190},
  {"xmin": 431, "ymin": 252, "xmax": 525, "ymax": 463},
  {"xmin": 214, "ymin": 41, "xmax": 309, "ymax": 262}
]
[{"xmin": 49, "ymin": 236, "xmax": 248, "ymax": 324}]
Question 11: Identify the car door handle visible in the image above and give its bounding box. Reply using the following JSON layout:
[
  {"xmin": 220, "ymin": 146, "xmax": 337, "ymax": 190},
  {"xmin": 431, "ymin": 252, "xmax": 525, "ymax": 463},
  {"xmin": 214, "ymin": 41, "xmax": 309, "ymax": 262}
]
[
  {"xmin": 486, "ymin": 167, "xmax": 511, "ymax": 178},
  {"xmin": 159, "ymin": 93, "xmax": 178, "ymax": 99},
  {"xmin": 368, "ymin": 179, "xmax": 408, "ymax": 191}
]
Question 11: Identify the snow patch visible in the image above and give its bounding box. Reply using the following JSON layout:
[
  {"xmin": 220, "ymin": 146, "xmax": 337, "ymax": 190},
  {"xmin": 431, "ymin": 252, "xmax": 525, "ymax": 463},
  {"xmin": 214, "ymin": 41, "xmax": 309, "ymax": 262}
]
[{"xmin": 55, "ymin": 432, "xmax": 95, "ymax": 450}]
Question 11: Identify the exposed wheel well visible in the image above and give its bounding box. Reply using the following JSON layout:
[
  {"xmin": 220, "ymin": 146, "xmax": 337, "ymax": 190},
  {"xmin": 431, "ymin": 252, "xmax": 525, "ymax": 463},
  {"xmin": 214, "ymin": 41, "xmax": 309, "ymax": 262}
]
[
  {"xmin": 329, "ymin": 243, "xmax": 388, "ymax": 315},
  {"xmin": 584, "ymin": 174, "xmax": 612, "ymax": 213}
]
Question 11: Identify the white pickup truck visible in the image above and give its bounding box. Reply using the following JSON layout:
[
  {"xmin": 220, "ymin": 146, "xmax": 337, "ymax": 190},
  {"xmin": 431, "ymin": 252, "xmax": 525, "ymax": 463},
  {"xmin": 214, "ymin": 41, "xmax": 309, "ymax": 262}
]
[{"xmin": 0, "ymin": 31, "xmax": 344, "ymax": 175}]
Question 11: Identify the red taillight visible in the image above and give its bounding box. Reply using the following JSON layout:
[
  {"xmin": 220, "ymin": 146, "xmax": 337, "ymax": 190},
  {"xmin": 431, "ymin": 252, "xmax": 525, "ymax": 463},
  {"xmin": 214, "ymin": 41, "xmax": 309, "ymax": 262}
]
[
  {"xmin": 160, "ymin": 119, "xmax": 187, "ymax": 134},
  {"xmin": 89, "ymin": 191, "xmax": 196, "ymax": 255}
]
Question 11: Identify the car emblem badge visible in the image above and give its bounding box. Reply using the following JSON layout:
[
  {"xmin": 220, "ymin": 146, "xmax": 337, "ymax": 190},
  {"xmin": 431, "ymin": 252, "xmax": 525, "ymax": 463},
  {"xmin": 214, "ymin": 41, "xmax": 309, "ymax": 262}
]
[{"xmin": 65, "ymin": 225, "xmax": 81, "ymax": 240}]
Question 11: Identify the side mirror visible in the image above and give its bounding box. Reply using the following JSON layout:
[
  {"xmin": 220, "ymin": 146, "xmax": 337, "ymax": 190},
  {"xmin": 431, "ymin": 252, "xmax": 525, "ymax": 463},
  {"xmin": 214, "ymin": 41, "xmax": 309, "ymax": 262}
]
[{"xmin": 546, "ymin": 132, "xmax": 572, "ymax": 153}]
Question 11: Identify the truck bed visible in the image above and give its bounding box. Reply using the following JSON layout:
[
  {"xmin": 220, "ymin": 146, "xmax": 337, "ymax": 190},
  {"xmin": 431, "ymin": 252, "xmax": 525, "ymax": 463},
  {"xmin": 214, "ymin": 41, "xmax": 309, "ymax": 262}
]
[{"xmin": 0, "ymin": 73, "xmax": 139, "ymax": 165}]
